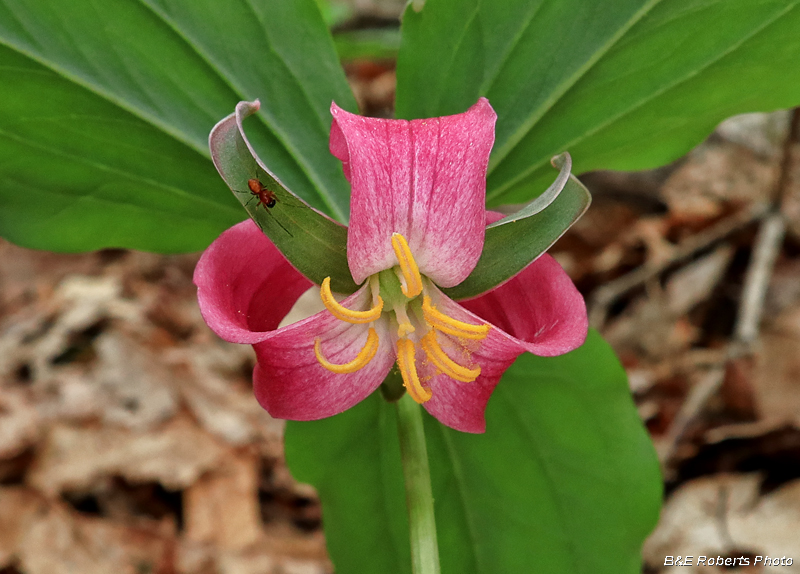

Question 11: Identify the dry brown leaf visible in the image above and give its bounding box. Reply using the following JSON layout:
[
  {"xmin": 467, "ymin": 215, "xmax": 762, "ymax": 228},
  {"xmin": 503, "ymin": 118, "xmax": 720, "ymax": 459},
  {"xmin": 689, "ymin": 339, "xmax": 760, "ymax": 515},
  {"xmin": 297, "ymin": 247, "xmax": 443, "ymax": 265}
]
[
  {"xmin": 604, "ymin": 289, "xmax": 699, "ymax": 359},
  {"xmin": 716, "ymin": 111, "xmax": 791, "ymax": 158},
  {"xmin": 175, "ymin": 343, "xmax": 283, "ymax": 449},
  {"xmin": 644, "ymin": 474, "xmax": 800, "ymax": 573},
  {"xmin": 0, "ymin": 388, "xmax": 39, "ymax": 458},
  {"xmin": 666, "ymin": 246, "xmax": 734, "ymax": 316},
  {"xmin": 0, "ymin": 487, "xmax": 45, "ymax": 568},
  {"xmin": 17, "ymin": 502, "xmax": 171, "ymax": 574},
  {"xmin": 91, "ymin": 331, "xmax": 179, "ymax": 430},
  {"xmin": 661, "ymin": 139, "xmax": 778, "ymax": 220},
  {"xmin": 0, "ymin": 234, "xmax": 330, "ymax": 572},
  {"xmin": 29, "ymin": 416, "xmax": 226, "ymax": 496},
  {"xmin": 185, "ymin": 449, "xmax": 262, "ymax": 551},
  {"xmin": 751, "ymin": 303, "xmax": 800, "ymax": 426},
  {"xmin": 782, "ymin": 142, "xmax": 800, "ymax": 239}
]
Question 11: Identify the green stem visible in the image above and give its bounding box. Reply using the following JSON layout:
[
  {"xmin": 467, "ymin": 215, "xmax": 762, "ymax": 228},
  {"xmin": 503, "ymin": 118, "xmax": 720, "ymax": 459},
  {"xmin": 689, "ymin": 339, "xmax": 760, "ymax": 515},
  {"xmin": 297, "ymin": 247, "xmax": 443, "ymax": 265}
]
[{"xmin": 396, "ymin": 393, "xmax": 441, "ymax": 574}]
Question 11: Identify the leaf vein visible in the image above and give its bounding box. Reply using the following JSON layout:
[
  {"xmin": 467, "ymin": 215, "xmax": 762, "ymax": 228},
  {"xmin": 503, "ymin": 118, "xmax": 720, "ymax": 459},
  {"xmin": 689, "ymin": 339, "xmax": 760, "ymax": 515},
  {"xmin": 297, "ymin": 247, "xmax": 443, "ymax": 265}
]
[
  {"xmin": 488, "ymin": 1, "xmax": 799, "ymax": 202},
  {"xmin": 437, "ymin": 426, "xmax": 484, "ymax": 574},
  {"xmin": 0, "ymin": 126, "xmax": 240, "ymax": 217},
  {"xmin": 488, "ymin": 0, "xmax": 664, "ymax": 171},
  {"xmin": 0, "ymin": 32, "xmax": 209, "ymax": 157}
]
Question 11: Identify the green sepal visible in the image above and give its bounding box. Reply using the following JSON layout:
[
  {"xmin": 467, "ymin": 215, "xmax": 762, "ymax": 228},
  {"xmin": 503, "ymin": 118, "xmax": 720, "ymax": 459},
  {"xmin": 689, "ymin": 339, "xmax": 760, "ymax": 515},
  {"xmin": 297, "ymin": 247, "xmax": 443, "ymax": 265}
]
[
  {"xmin": 209, "ymin": 101, "xmax": 358, "ymax": 294},
  {"xmin": 443, "ymin": 153, "xmax": 590, "ymax": 300}
]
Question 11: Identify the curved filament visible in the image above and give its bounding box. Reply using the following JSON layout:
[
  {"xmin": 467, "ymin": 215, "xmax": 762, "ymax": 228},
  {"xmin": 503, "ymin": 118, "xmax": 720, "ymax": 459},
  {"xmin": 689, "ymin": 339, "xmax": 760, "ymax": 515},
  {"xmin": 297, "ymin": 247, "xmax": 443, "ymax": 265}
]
[
  {"xmin": 315, "ymin": 328, "xmax": 380, "ymax": 374},
  {"xmin": 391, "ymin": 233, "xmax": 423, "ymax": 298},
  {"xmin": 421, "ymin": 331, "xmax": 480, "ymax": 383},
  {"xmin": 320, "ymin": 277, "xmax": 383, "ymax": 324},
  {"xmin": 422, "ymin": 296, "xmax": 490, "ymax": 340},
  {"xmin": 396, "ymin": 338, "xmax": 432, "ymax": 403}
]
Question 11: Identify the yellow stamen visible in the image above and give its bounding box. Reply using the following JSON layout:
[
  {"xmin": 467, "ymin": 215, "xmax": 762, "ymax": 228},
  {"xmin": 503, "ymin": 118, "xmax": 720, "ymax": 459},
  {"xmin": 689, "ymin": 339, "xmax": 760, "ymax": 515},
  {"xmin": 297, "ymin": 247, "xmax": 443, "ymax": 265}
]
[
  {"xmin": 315, "ymin": 328, "xmax": 379, "ymax": 374},
  {"xmin": 396, "ymin": 338, "xmax": 431, "ymax": 403},
  {"xmin": 420, "ymin": 331, "xmax": 481, "ymax": 383},
  {"xmin": 391, "ymin": 233, "xmax": 423, "ymax": 298},
  {"xmin": 320, "ymin": 277, "xmax": 383, "ymax": 324},
  {"xmin": 422, "ymin": 296, "xmax": 490, "ymax": 340}
]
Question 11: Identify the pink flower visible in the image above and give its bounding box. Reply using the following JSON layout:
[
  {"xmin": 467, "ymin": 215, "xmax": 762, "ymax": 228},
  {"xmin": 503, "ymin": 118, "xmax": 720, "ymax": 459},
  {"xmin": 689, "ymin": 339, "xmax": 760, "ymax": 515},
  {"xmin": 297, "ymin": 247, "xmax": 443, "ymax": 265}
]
[{"xmin": 194, "ymin": 99, "xmax": 587, "ymax": 433}]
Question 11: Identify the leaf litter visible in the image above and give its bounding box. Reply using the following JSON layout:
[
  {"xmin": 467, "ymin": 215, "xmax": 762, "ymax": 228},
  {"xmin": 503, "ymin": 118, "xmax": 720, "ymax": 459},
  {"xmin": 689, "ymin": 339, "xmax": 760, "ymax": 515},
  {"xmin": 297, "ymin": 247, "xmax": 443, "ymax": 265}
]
[{"xmin": 0, "ymin": 246, "xmax": 330, "ymax": 574}]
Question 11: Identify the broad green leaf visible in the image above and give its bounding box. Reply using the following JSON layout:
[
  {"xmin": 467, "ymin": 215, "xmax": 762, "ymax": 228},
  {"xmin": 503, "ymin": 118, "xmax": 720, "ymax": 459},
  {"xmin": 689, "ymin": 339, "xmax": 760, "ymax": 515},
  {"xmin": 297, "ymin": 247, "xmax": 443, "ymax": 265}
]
[
  {"xmin": 285, "ymin": 330, "xmax": 662, "ymax": 574},
  {"xmin": 210, "ymin": 100, "xmax": 357, "ymax": 293},
  {"xmin": 396, "ymin": 0, "xmax": 800, "ymax": 205},
  {"xmin": 443, "ymin": 153, "xmax": 590, "ymax": 301},
  {"xmin": 0, "ymin": 45, "xmax": 240, "ymax": 253},
  {"xmin": 285, "ymin": 388, "xmax": 412, "ymax": 574},
  {"xmin": 0, "ymin": 0, "xmax": 356, "ymax": 252}
]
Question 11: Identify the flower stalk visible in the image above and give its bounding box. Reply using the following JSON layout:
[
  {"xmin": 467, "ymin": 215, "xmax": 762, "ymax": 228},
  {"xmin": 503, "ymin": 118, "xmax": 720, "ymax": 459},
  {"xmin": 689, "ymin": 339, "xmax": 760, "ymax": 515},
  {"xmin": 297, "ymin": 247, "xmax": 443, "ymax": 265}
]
[{"xmin": 396, "ymin": 393, "xmax": 441, "ymax": 574}]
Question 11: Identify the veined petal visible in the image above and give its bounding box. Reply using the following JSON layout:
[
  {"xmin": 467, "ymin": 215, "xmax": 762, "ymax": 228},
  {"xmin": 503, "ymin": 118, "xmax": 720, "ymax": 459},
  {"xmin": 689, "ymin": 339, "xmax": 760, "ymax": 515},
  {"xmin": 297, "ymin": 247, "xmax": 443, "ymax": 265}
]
[
  {"xmin": 415, "ymin": 288, "xmax": 521, "ymax": 433},
  {"xmin": 330, "ymin": 98, "xmax": 496, "ymax": 287},
  {"xmin": 423, "ymin": 333, "xmax": 519, "ymax": 434},
  {"xmin": 459, "ymin": 253, "xmax": 588, "ymax": 357},
  {"xmin": 253, "ymin": 306, "xmax": 394, "ymax": 421},
  {"xmin": 193, "ymin": 219, "xmax": 312, "ymax": 344},
  {"xmin": 197, "ymin": 223, "xmax": 394, "ymax": 421},
  {"xmin": 419, "ymin": 266, "xmax": 587, "ymax": 432}
]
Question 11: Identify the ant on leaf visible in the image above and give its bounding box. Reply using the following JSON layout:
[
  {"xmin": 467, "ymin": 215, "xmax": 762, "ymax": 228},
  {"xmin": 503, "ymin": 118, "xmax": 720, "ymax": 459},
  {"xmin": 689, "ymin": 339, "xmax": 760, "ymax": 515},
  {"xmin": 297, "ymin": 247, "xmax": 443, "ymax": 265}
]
[{"xmin": 233, "ymin": 166, "xmax": 293, "ymax": 238}]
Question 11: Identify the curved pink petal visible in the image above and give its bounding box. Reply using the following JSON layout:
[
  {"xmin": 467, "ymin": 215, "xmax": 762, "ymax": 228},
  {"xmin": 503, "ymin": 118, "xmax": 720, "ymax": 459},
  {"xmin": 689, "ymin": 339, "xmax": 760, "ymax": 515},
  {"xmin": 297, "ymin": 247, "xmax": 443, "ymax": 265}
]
[
  {"xmin": 422, "ymin": 327, "xmax": 521, "ymax": 434},
  {"xmin": 193, "ymin": 220, "xmax": 313, "ymax": 344},
  {"xmin": 196, "ymin": 223, "xmax": 395, "ymax": 421},
  {"xmin": 460, "ymin": 253, "xmax": 588, "ymax": 356},
  {"xmin": 253, "ymin": 303, "xmax": 395, "ymax": 421},
  {"xmin": 420, "ymin": 259, "xmax": 587, "ymax": 432},
  {"xmin": 330, "ymin": 98, "xmax": 497, "ymax": 287}
]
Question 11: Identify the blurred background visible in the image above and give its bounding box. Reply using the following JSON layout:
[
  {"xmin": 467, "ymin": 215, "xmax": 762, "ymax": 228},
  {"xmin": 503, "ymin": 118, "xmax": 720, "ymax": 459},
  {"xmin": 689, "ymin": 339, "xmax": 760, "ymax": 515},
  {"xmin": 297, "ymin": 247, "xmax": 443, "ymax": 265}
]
[{"xmin": 2, "ymin": 0, "xmax": 800, "ymax": 573}]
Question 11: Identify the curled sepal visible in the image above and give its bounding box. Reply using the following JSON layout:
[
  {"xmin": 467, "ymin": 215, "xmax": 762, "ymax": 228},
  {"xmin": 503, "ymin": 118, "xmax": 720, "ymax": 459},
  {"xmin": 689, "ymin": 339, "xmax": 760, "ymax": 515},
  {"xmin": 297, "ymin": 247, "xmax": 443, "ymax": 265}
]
[
  {"xmin": 443, "ymin": 153, "xmax": 590, "ymax": 300},
  {"xmin": 209, "ymin": 100, "xmax": 358, "ymax": 294}
]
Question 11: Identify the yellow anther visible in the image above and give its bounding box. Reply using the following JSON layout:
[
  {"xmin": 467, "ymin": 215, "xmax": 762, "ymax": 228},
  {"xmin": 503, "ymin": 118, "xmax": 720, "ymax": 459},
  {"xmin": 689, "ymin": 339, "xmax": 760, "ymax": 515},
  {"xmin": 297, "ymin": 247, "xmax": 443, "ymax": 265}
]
[
  {"xmin": 422, "ymin": 296, "xmax": 490, "ymax": 340},
  {"xmin": 391, "ymin": 233, "xmax": 423, "ymax": 298},
  {"xmin": 315, "ymin": 328, "xmax": 379, "ymax": 374},
  {"xmin": 320, "ymin": 277, "xmax": 383, "ymax": 324},
  {"xmin": 396, "ymin": 338, "xmax": 431, "ymax": 404},
  {"xmin": 420, "ymin": 331, "xmax": 481, "ymax": 383}
]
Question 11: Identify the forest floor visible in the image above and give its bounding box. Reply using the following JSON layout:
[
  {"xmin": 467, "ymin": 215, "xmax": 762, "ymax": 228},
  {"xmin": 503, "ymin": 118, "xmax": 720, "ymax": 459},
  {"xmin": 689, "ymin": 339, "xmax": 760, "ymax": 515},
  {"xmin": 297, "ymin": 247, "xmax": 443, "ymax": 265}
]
[{"xmin": 3, "ymin": 40, "xmax": 800, "ymax": 574}]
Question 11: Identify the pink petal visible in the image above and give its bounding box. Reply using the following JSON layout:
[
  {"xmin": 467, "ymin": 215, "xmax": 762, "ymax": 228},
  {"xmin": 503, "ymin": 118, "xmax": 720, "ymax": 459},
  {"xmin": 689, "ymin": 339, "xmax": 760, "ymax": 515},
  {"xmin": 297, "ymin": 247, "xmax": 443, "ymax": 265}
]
[
  {"xmin": 253, "ymin": 301, "xmax": 395, "ymax": 420},
  {"xmin": 330, "ymin": 98, "xmax": 497, "ymax": 287},
  {"xmin": 460, "ymin": 253, "xmax": 588, "ymax": 357},
  {"xmin": 423, "ymin": 327, "xmax": 521, "ymax": 434},
  {"xmin": 193, "ymin": 219, "xmax": 312, "ymax": 344},
  {"xmin": 196, "ymin": 223, "xmax": 395, "ymax": 421},
  {"xmin": 420, "ymin": 260, "xmax": 587, "ymax": 432}
]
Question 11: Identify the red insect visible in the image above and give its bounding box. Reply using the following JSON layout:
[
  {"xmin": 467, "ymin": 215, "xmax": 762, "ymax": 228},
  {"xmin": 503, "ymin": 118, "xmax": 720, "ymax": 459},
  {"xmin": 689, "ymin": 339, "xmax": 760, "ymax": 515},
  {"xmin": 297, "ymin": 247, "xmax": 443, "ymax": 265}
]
[
  {"xmin": 236, "ymin": 176, "xmax": 292, "ymax": 237},
  {"xmin": 247, "ymin": 178, "xmax": 278, "ymax": 209}
]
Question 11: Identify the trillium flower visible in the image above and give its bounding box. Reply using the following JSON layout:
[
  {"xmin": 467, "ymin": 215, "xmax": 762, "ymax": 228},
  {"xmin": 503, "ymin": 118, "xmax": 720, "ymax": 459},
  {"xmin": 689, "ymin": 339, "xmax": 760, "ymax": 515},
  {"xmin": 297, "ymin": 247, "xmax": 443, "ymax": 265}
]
[{"xmin": 194, "ymin": 98, "xmax": 588, "ymax": 433}]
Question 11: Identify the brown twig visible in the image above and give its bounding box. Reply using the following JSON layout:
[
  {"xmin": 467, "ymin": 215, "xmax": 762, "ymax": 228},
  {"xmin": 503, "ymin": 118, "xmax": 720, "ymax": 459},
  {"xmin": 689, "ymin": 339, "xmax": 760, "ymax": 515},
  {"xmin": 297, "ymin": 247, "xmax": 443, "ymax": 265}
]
[
  {"xmin": 588, "ymin": 202, "xmax": 770, "ymax": 328},
  {"xmin": 774, "ymin": 107, "xmax": 800, "ymax": 206},
  {"xmin": 591, "ymin": 110, "xmax": 800, "ymax": 332},
  {"xmin": 733, "ymin": 213, "xmax": 785, "ymax": 347},
  {"xmin": 730, "ymin": 107, "xmax": 800, "ymax": 351},
  {"xmin": 656, "ymin": 108, "xmax": 800, "ymax": 466}
]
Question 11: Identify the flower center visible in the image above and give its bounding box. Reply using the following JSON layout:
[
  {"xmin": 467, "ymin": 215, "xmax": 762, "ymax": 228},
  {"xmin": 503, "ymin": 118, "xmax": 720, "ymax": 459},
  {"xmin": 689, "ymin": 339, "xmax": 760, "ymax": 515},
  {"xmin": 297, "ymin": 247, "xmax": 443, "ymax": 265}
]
[{"xmin": 314, "ymin": 233, "xmax": 490, "ymax": 404}]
